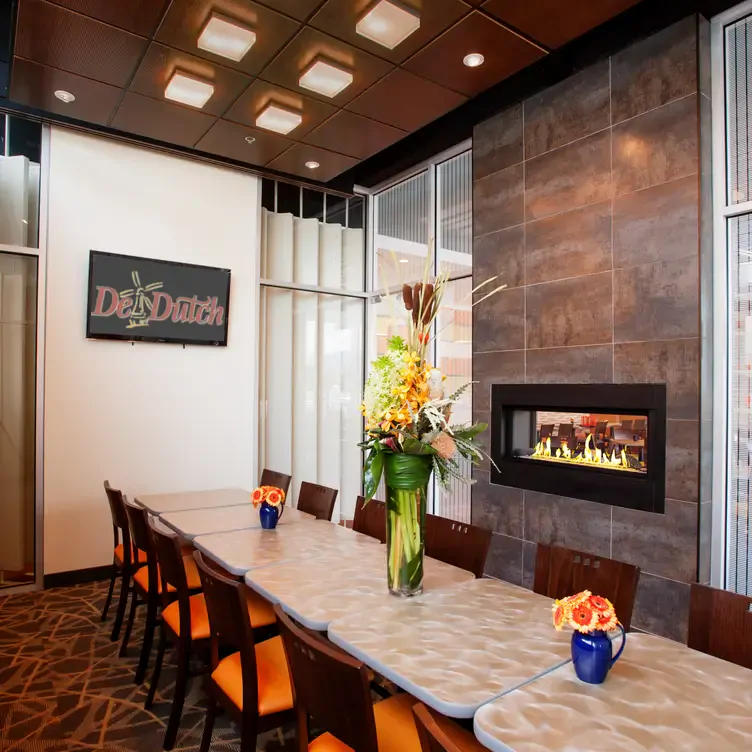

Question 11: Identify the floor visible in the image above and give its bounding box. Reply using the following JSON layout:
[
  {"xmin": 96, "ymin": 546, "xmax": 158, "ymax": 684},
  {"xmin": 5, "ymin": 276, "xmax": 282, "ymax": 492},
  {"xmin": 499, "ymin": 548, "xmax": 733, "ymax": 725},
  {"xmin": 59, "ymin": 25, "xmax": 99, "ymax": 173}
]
[{"xmin": 0, "ymin": 580, "xmax": 295, "ymax": 751}]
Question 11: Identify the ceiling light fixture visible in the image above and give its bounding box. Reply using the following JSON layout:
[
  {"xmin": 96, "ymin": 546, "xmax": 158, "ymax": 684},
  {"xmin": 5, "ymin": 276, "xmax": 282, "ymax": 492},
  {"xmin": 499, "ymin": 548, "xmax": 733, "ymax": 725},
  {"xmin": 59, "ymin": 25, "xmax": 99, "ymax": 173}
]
[
  {"xmin": 54, "ymin": 89, "xmax": 75, "ymax": 103},
  {"xmin": 305, "ymin": 161, "xmax": 320, "ymax": 169},
  {"xmin": 197, "ymin": 13, "xmax": 256, "ymax": 62},
  {"xmin": 299, "ymin": 59, "xmax": 353, "ymax": 98},
  {"xmin": 463, "ymin": 53, "xmax": 485, "ymax": 68},
  {"xmin": 255, "ymin": 104, "xmax": 303, "ymax": 135},
  {"xmin": 165, "ymin": 71, "xmax": 214, "ymax": 108},
  {"xmin": 356, "ymin": 0, "xmax": 420, "ymax": 50},
  {"xmin": 244, "ymin": 136, "xmax": 256, "ymax": 144},
  {"xmin": 399, "ymin": 258, "xmax": 409, "ymax": 263}
]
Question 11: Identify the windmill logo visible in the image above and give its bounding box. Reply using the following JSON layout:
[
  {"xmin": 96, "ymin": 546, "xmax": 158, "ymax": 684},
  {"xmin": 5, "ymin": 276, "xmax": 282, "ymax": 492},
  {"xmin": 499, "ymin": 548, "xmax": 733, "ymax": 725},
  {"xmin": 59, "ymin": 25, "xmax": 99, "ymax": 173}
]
[{"xmin": 118, "ymin": 271, "xmax": 163, "ymax": 329}]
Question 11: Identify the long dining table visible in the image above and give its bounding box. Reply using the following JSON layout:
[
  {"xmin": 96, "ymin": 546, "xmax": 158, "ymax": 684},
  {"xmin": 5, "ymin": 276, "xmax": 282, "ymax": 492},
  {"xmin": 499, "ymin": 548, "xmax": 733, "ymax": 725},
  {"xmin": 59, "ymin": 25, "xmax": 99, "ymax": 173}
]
[{"xmin": 135, "ymin": 487, "xmax": 252, "ymax": 514}]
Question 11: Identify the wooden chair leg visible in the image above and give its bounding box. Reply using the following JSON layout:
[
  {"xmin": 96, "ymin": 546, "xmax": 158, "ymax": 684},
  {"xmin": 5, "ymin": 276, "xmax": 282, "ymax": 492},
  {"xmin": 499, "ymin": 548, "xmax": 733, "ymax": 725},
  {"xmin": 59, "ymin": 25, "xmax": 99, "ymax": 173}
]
[
  {"xmin": 110, "ymin": 566, "xmax": 131, "ymax": 642},
  {"xmin": 135, "ymin": 593, "xmax": 158, "ymax": 685},
  {"xmin": 145, "ymin": 626, "xmax": 167, "ymax": 710},
  {"xmin": 100, "ymin": 563, "xmax": 117, "ymax": 622},
  {"xmin": 163, "ymin": 640, "xmax": 191, "ymax": 750},
  {"xmin": 119, "ymin": 584, "xmax": 140, "ymax": 658},
  {"xmin": 239, "ymin": 724, "xmax": 258, "ymax": 752},
  {"xmin": 199, "ymin": 693, "xmax": 217, "ymax": 752}
]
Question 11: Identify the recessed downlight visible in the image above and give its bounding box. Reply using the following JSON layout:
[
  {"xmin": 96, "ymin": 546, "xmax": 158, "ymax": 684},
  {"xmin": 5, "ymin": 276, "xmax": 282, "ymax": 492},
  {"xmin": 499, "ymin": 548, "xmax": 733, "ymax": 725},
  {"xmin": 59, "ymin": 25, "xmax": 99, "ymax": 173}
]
[
  {"xmin": 356, "ymin": 0, "xmax": 420, "ymax": 50},
  {"xmin": 197, "ymin": 13, "xmax": 256, "ymax": 62},
  {"xmin": 255, "ymin": 104, "xmax": 303, "ymax": 135},
  {"xmin": 463, "ymin": 53, "xmax": 485, "ymax": 68},
  {"xmin": 54, "ymin": 89, "xmax": 75, "ymax": 103},
  {"xmin": 164, "ymin": 71, "xmax": 214, "ymax": 108},
  {"xmin": 305, "ymin": 161, "xmax": 320, "ymax": 169},
  {"xmin": 299, "ymin": 59, "xmax": 353, "ymax": 98},
  {"xmin": 245, "ymin": 136, "xmax": 256, "ymax": 144}
]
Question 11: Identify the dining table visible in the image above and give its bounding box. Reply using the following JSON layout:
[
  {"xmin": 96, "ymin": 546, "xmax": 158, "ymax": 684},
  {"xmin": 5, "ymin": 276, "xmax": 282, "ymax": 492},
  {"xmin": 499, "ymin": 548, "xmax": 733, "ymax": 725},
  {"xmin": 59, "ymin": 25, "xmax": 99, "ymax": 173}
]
[
  {"xmin": 135, "ymin": 487, "xmax": 252, "ymax": 514},
  {"xmin": 327, "ymin": 577, "xmax": 572, "ymax": 718},
  {"xmin": 473, "ymin": 632, "xmax": 752, "ymax": 751}
]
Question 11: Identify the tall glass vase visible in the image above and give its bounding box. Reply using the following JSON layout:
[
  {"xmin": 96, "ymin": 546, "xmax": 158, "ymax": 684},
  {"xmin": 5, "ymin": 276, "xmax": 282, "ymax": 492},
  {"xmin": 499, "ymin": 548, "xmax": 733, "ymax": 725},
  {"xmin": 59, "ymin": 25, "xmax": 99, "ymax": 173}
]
[{"xmin": 384, "ymin": 453, "xmax": 432, "ymax": 597}]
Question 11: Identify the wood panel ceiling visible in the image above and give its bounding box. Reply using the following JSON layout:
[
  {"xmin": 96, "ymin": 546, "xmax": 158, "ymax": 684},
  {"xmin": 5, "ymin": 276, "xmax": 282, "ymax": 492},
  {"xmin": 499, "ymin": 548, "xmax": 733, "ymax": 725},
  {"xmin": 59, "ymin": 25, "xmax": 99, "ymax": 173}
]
[{"xmin": 9, "ymin": 0, "xmax": 643, "ymax": 183}]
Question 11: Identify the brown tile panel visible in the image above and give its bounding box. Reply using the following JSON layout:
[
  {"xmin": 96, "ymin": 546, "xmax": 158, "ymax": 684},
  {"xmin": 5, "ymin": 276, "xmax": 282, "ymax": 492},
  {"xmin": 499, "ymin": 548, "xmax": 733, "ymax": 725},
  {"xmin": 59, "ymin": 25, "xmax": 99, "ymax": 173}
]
[
  {"xmin": 474, "ymin": 287, "xmax": 525, "ymax": 353},
  {"xmin": 346, "ymin": 68, "xmax": 467, "ymax": 132},
  {"xmin": 403, "ymin": 12, "xmax": 545, "ymax": 97},
  {"xmin": 484, "ymin": 533, "xmax": 523, "ymax": 586},
  {"xmin": 473, "ymin": 102, "xmax": 523, "ymax": 181},
  {"xmin": 472, "ymin": 350, "xmax": 525, "ymax": 411},
  {"xmin": 472, "ymin": 409, "xmax": 491, "ymax": 473},
  {"xmin": 16, "ymin": 0, "xmax": 148, "ymax": 87},
  {"xmin": 473, "ymin": 225, "xmax": 525, "ymax": 291},
  {"xmin": 46, "ymin": 0, "xmax": 170, "ymax": 36},
  {"xmin": 613, "ymin": 175, "xmax": 699, "ymax": 269},
  {"xmin": 611, "ymin": 17, "xmax": 698, "ymax": 125},
  {"xmin": 225, "ymin": 80, "xmax": 336, "ymax": 138},
  {"xmin": 699, "ymin": 500, "xmax": 712, "ymax": 585},
  {"xmin": 310, "ymin": 0, "xmax": 468, "ymax": 64},
  {"xmin": 526, "ymin": 272, "xmax": 612, "ymax": 349},
  {"xmin": 472, "ymin": 475, "xmax": 524, "ymax": 538},
  {"xmin": 525, "ymin": 201, "xmax": 612, "ymax": 285},
  {"xmin": 612, "ymin": 500, "xmax": 698, "ymax": 582},
  {"xmin": 666, "ymin": 419, "xmax": 699, "ymax": 504},
  {"xmin": 129, "ymin": 43, "xmax": 253, "ymax": 117},
  {"xmin": 523, "ymin": 61, "xmax": 609, "ymax": 159},
  {"xmin": 614, "ymin": 339, "xmax": 700, "ymax": 421},
  {"xmin": 260, "ymin": 26, "xmax": 394, "ymax": 106},
  {"xmin": 613, "ymin": 257, "xmax": 699, "ymax": 343},
  {"xmin": 255, "ymin": 0, "xmax": 325, "ymax": 21},
  {"xmin": 266, "ymin": 143, "xmax": 358, "ymax": 182},
  {"xmin": 524, "ymin": 130, "xmax": 611, "ymax": 221},
  {"xmin": 156, "ymin": 0, "xmax": 299, "ymax": 75},
  {"xmin": 111, "ymin": 92, "xmax": 216, "ymax": 147},
  {"xmin": 195, "ymin": 119, "xmax": 293, "ymax": 165},
  {"xmin": 473, "ymin": 163, "xmax": 524, "ymax": 236},
  {"xmin": 612, "ymin": 94, "xmax": 699, "ymax": 196},
  {"xmin": 632, "ymin": 573, "xmax": 690, "ymax": 642},
  {"xmin": 525, "ymin": 345, "xmax": 614, "ymax": 385},
  {"xmin": 11, "ymin": 58, "xmax": 123, "ymax": 125},
  {"xmin": 481, "ymin": 0, "xmax": 643, "ymax": 50},
  {"xmin": 301, "ymin": 110, "xmax": 406, "ymax": 159}
]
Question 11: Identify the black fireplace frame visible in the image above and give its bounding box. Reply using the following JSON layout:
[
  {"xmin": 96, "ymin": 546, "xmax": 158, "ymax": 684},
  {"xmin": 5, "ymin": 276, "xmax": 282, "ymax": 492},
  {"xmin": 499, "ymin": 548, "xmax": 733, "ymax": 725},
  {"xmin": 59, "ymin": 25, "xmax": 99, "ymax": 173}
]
[{"xmin": 490, "ymin": 383, "xmax": 667, "ymax": 514}]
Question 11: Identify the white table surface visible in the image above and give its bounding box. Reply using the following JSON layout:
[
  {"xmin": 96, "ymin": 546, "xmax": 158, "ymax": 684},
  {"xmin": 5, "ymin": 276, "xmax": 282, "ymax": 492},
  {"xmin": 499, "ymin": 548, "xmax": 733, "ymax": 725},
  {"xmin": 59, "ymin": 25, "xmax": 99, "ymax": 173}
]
[
  {"xmin": 327, "ymin": 578, "xmax": 572, "ymax": 718},
  {"xmin": 160, "ymin": 504, "xmax": 315, "ymax": 540},
  {"xmin": 245, "ymin": 545, "xmax": 474, "ymax": 631},
  {"xmin": 194, "ymin": 521, "xmax": 381, "ymax": 576},
  {"xmin": 473, "ymin": 632, "xmax": 752, "ymax": 752},
  {"xmin": 135, "ymin": 488, "xmax": 251, "ymax": 514}
]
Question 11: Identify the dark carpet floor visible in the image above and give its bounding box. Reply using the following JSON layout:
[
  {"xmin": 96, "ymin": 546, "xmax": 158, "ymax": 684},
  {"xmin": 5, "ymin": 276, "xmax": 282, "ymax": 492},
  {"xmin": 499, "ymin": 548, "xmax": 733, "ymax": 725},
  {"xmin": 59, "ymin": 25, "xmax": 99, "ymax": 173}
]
[{"xmin": 0, "ymin": 580, "xmax": 295, "ymax": 751}]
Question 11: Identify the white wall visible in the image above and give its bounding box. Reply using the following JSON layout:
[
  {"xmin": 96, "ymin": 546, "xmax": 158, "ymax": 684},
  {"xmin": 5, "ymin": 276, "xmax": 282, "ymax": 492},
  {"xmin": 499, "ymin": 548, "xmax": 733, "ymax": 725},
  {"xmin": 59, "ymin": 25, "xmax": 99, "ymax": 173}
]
[{"xmin": 44, "ymin": 128, "xmax": 260, "ymax": 574}]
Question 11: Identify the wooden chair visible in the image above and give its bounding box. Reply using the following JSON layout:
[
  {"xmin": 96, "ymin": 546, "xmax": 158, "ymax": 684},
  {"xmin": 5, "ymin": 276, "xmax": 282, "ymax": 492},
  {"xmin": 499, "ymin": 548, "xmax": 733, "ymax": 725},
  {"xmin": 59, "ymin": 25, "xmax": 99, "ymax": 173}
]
[
  {"xmin": 121, "ymin": 499, "xmax": 201, "ymax": 684},
  {"xmin": 539, "ymin": 424, "xmax": 554, "ymax": 442},
  {"xmin": 101, "ymin": 481, "xmax": 146, "ymax": 641},
  {"xmin": 194, "ymin": 551, "xmax": 294, "ymax": 752},
  {"xmin": 297, "ymin": 481, "xmax": 338, "ymax": 521},
  {"xmin": 424, "ymin": 515, "xmax": 492, "ymax": 578},
  {"xmin": 274, "ymin": 603, "xmax": 421, "ymax": 751},
  {"xmin": 412, "ymin": 703, "xmax": 487, "ymax": 752},
  {"xmin": 688, "ymin": 584, "xmax": 752, "ymax": 669},
  {"xmin": 147, "ymin": 524, "xmax": 210, "ymax": 750},
  {"xmin": 259, "ymin": 468, "xmax": 292, "ymax": 497},
  {"xmin": 533, "ymin": 543, "xmax": 640, "ymax": 631},
  {"xmin": 353, "ymin": 496, "xmax": 387, "ymax": 543}
]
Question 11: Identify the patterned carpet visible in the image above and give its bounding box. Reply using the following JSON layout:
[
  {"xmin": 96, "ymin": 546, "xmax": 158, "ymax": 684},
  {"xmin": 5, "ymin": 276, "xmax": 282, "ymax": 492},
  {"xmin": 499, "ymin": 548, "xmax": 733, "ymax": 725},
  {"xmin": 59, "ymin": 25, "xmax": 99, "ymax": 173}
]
[{"xmin": 0, "ymin": 580, "xmax": 295, "ymax": 751}]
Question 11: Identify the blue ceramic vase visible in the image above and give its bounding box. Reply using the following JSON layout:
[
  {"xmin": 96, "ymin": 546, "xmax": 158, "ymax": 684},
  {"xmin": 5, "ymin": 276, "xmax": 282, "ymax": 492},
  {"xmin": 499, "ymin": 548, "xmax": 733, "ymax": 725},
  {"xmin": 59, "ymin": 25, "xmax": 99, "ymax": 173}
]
[
  {"xmin": 571, "ymin": 624, "xmax": 626, "ymax": 684},
  {"xmin": 259, "ymin": 502, "xmax": 282, "ymax": 529}
]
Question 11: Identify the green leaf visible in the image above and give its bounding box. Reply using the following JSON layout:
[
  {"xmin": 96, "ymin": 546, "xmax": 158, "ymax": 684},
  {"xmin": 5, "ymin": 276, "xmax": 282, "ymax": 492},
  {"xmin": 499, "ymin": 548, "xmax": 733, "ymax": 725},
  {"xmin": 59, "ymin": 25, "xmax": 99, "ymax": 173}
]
[
  {"xmin": 453, "ymin": 422, "xmax": 488, "ymax": 440},
  {"xmin": 363, "ymin": 447, "xmax": 384, "ymax": 503},
  {"xmin": 387, "ymin": 335, "xmax": 407, "ymax": 352},
  {"xmin": 401, "ymin": 437, "xmax": 437, "ymax": 456}
]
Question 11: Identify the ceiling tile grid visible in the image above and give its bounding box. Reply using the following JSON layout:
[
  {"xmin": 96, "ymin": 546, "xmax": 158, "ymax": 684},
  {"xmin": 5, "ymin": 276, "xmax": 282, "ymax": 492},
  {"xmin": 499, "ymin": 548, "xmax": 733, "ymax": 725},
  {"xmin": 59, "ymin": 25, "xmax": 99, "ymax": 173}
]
[{"xmin": 9, "ymin": 0, "xmax": 649, "ymax": 182}]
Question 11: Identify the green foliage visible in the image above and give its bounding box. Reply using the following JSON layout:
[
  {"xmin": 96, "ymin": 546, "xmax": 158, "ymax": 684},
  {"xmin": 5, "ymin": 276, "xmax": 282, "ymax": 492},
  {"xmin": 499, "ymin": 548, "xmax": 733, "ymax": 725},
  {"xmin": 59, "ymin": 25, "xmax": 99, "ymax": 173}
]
[
  {"xmin": 387, "ymin": 335, "xmax": 407, "ymax": 353},
  {"xmin": 401, "ymin": 437, "xmax": 437, "ymax": 456},
  {"xmin": 363, "ymin": 446, "xmax": 384, "ymax": 503}
]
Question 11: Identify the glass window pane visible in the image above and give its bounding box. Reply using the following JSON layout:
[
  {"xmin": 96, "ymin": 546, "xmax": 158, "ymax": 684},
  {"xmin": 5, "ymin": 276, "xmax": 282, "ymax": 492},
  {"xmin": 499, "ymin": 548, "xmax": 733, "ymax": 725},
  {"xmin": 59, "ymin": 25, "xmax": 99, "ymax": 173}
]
[
  {"xmin": 276, "ymin": 182, "xmax": 300, "ymax": 217},
  {"xmin": 326, "ymin": 194, "xmax": 347, "ymax": 225},
  {"xmin": 437, "ymin": 151, "xmax": 472, "ymax": 278},
  {"xmin": 303, "ymin": 188, "xmax": 324, "ymax": 220},
  {"xmin": 348, "ymin": 195, "xmax": 364, "ymax": 230},
  {"xmin": 261, "ymin": 178, "xmax": 276, "ymax": 212}
]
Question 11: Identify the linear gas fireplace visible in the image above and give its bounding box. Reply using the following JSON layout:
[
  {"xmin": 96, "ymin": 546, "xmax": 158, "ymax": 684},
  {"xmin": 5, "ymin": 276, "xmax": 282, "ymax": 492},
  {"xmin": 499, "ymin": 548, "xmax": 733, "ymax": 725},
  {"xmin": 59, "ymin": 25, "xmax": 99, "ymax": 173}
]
[{"xmin": 490, "ymin": 384, "xmax": 667, "ymax": 514}]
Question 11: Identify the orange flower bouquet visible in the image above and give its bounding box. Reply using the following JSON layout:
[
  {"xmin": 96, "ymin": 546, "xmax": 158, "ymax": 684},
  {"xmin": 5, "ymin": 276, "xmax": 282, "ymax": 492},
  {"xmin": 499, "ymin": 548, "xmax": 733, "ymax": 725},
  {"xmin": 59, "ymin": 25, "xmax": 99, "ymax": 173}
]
[
  {"xmin": 251, "ymin": 486, "xmax": 286, "ymax": 529},
  {"xmin": 552, "ymin": 590, "xmax": 626, "ymax": 684}
]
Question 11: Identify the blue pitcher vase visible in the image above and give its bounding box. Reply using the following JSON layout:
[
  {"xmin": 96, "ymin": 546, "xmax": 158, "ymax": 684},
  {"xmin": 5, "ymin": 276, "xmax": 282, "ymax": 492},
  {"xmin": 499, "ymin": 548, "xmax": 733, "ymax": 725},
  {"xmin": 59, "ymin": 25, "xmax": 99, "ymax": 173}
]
[
  {"xmin": 259, "ymin": 502, "xmax": 284, "ymax": 530},
  {"xmin": 571, "ymin": 625, "xmax": 626, "ymax": 684}
]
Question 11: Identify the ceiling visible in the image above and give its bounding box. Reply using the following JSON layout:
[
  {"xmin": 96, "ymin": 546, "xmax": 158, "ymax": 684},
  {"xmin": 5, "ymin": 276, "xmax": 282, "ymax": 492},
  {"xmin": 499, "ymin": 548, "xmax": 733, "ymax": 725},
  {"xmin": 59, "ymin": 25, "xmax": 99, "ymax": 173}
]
[{"xmin": 8, "ymin": 0, "xmax": 644, "ymax": 184}]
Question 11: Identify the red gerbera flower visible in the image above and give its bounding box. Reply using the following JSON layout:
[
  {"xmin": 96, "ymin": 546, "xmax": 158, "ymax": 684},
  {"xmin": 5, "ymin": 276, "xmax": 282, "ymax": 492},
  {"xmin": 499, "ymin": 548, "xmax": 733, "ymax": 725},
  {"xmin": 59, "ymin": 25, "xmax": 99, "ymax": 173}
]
[
  {"xmin": 251, "ymin": 488, "xmax": 264, "ymax": 506},
  {"xmin": 589, "ymin": 595, "xmax": 614, "ymax": 613},
  {"xmin": 569, "ymin": 604, "xmax": 598, "ymax": 633}
]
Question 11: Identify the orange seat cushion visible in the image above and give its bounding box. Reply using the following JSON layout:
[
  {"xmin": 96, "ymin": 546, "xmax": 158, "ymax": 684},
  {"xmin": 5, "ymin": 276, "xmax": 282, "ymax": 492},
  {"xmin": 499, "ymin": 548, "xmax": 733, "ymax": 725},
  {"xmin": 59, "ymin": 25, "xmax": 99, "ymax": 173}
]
[
  {"xmin": 114, "ymin": 544, "xmax": 147, "ymax": 567},
  {"xmin": 211, "ymin": 636, "xmax": 293, "ymax": 716},
  {"xmin": 133, "ymin": 555, "xmax": 200, "ymax": 594},
  {"xmin": 308, "ymin": 693, "xmax": 421, "ymax": 752},
  {"xmin": 246, "ymin": 588, "xmax": 275, "ymax": 628},
  {"xmin": 162, "ymin": 593, "xmax": 210, "ymax": 641}
]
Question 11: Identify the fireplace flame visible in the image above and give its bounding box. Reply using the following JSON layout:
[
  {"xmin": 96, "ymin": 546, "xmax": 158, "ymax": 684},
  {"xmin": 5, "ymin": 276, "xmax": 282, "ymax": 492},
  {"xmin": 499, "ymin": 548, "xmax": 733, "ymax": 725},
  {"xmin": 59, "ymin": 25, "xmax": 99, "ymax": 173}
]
[{"xmin": 532, "ymin": 432, "xmax": 629, "ymax": 469}]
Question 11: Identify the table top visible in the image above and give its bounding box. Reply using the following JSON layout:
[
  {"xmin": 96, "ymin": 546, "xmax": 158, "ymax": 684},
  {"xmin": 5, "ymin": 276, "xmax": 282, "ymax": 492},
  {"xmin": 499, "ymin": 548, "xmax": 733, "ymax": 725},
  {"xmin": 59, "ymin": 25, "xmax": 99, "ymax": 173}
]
[
  {"xmin": 245, "ymin": 545, "xmax": 474, "ymax": 631},
  {"xmin": 473, "ymin": 632, "xmax": 752, "ymax": 752},
  {"xmin": 194, "ymin": 521, "xmax": 381, "ymax": 576},
  {"xmin": 160, "ymin": 504, "xmax": 315, "ymax": 540},
  {"xmin": 327, "ymin": 578, "xmax": 572, "ymax": 718},
  {"xmin": 135, "ymin": 488, "xmax": 251, "ymax": 514}
]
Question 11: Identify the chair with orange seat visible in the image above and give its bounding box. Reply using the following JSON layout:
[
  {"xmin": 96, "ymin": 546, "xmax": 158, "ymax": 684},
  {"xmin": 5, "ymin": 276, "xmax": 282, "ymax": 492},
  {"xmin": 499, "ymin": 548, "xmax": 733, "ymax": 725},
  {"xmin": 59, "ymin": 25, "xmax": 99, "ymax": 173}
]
[
  {"xmin": 193, "ymin": 551, "xmax": 294, "ymax": 752},
  {"xmin": 147, "ymin": 523, "xmax": 211, "ymax": 750},
  {"xmin": 259, "ymin": 468, "xmax": 292, "ymax": 497},
  {"xmin": 424, "ymin": 514, "xmax": 492, "ymax": 579},
  {"xmin": 297, "ymin": 481, "xmax": 338, "ymax": 521},
  {"xmin": 121, "ymin": 498, "xmax": 202, "ymax": 685},
  {"xmin": 412, "ymin": 703, "xmax": 487, "ymax": 752},
  {"xmin": 274, "ymin": 603, "xmax": 421, "ymax": 752}
]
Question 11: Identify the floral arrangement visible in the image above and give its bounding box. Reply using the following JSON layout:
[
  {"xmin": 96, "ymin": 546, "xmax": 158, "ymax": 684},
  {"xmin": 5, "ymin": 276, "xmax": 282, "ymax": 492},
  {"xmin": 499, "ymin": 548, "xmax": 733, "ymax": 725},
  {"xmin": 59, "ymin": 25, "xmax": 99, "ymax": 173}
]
[
  {"xmin": 552, "ymin": 590, "xmax": 619, "ymax": 633},
  {"xmin": 251, "ymin": 486, "xmax": 286, "ymax": 508}
]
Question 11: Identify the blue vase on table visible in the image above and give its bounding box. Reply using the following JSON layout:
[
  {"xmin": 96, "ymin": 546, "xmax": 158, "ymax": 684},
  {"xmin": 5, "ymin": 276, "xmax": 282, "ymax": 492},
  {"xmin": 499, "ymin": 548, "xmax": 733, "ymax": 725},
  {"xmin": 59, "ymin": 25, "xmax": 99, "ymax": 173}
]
[
  {"xmin": 571, "ymin": 624, "xmax": 626, "ymax": 684},
  {"xmin": 259, "ymin": 502, "xmax": 282, "ymax": 529}
]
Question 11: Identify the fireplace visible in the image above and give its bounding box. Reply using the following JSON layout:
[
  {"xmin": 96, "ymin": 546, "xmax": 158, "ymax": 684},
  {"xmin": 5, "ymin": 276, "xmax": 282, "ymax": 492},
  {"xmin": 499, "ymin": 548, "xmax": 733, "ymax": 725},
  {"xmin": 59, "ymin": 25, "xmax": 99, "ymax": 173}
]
[{"xmin": 490, "ymin": 384, "xmax": 667, "ymax": 513}]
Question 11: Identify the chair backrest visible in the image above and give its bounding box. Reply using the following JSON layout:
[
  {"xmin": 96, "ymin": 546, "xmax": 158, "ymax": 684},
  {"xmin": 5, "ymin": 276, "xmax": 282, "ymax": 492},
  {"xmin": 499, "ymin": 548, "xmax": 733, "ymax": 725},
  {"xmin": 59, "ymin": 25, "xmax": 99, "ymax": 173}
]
[
  {"xmin": 688, "ymin": 584, "xmax": 752, "ymax": 669},
  {"xmin": 539, "ymin": 424, "xmax": 554, "ymax": 440},
  {"xmin": 297, "ymin": 481, "xmax": 338, "ymax": 521},
  {"xmin": 620, "ymin": 419, "xmax": 633, "ymax": 430},
  {"xmin": 533, "ymin": 543, "xmax": 640, "ymax": 631},
  {"xmin": 557, "ymin": 423, "xmax": 574, "ymax": 439},
  {"xmin": 424, "ymin": 515, "xmax": 492, "ymax": 579},
  {"xmin": 633, "ymin": 418, "xmax": 646, "ymax": 431},
  {"xmin": 104, "ymin": 480, "xmax": 129, "ymax": 530},
  {"xmin": 123, "ymin": 497, "xmax": 159, "ymax": 590},
  {"xmin": 259, "ymin": 468, "xmax": 292, "ymax": 496},
  {"xmin": 413, "ymin": 703, "xmax": 464, "ymax": 752},
  {"xmin": 274, "ymin": 604, "xmax": 378, "ymax": 751},
  {"xmin": 595, "ymin": 421, "xmax": 608, "ymax": 433},
  {"xmin": 353, "ymin": 496, "xmax": 387, "ymax": 543},
  {"xmin": 151, "ymin": 522, "xmax": 190, "ymax": 616}
]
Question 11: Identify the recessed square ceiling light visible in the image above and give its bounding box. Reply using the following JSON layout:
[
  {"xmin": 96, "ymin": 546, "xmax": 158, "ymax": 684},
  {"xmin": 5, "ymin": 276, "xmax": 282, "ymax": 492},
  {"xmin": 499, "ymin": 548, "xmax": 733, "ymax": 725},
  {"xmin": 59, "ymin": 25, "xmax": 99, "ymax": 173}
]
[
  {"xmin": 299, "ymin": 59, "xmax": 353, "ymax": 98},
  {"xmin": 255, "ymin": 104, "xmax": 303, "ymax": 135},
  {"xmin": 356, "ymin": 0, "xmax": 420, "ymax": 50},
  {"xmin": 197, "ymin": 13, "xmax": 256, "ymax": 62},
  {"xmin": 164, "ymin": 71, "xmax": 214, "ymax": 108}
]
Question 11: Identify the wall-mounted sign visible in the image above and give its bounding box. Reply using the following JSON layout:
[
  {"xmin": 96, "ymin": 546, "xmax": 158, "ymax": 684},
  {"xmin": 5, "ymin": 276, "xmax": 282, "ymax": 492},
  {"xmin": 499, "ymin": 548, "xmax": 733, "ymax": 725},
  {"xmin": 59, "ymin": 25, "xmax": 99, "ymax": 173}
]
[{"xmin": 86, "ymin": 250, "xmax": 231, "ymax": 346}]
